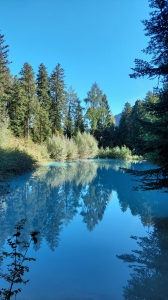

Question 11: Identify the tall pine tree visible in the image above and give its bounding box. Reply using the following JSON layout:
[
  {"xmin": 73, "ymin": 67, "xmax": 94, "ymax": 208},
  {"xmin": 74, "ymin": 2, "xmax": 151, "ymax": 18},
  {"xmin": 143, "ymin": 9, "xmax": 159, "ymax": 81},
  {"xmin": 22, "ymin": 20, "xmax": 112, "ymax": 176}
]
[
  {"xmin": 0, "ymin": 32, "xmax": 11, "ymax": 120},
  {"xmin": 129, "ymin": 0, "xmax": 168, "ymax": 191},
  {"xmin": 19, "ymin": 62, "xmax": 36, "ymax": 139},
  {"xmin": 50, "ymin": 63, "xmax": 67, "ymax": 134},
  {"xmin": 34, "ymin": 63, "xmax": 51, "ymax": 143}
]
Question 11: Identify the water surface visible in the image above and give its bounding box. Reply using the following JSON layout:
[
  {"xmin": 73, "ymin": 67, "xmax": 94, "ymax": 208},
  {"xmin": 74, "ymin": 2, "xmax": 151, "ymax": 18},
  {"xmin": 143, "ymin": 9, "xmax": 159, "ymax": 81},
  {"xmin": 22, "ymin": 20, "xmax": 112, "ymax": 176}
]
[{"xmin": 0, "ymin": 159, "xmax": 168, "ymax": 299}]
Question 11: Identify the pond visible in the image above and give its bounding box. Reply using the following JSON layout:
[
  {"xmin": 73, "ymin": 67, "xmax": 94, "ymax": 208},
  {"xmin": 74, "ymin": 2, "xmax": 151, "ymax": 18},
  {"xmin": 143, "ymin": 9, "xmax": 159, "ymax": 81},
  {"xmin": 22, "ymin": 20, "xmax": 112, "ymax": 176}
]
[{"xmin": 0, "ymin": 159, "xmax": 168, "ymax": 300}]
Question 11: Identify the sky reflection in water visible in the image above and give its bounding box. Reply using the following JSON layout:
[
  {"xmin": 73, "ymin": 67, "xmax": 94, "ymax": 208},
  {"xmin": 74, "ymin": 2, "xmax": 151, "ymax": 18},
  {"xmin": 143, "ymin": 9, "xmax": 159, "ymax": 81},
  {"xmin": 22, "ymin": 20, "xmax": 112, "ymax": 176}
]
[{"xmin": 0, "ymin": 159, "xmax": 168, "ymax": 300}]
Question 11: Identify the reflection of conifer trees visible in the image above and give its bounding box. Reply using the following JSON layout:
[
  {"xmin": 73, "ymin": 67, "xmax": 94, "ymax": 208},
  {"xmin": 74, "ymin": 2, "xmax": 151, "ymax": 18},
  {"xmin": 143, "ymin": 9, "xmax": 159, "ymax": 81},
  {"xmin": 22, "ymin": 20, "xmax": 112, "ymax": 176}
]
[
  {"xmin": 62, "ymin": 182, "xmax": 79, "ymax": 226},
  {"xmin": 117, "ymin": 218, "xmax": 168, "ymax": 300},
  {"xmin": 1, "ymin": 160, "xmax": 166, "ymax": 252},
  {"xmin": 80, "ymin": 167, "xmax": 112, "ymax": 231},
  {"xmin": 43, "ymin": 186, "xmax": 64, "ymax": 250}
]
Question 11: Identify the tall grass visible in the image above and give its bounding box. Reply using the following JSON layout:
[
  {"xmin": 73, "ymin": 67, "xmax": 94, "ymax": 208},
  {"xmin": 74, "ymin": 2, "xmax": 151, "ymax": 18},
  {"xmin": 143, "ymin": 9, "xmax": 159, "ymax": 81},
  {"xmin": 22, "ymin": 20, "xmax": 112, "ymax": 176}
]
[{"xmin": 0, "ymin": 121, "xmax": 49, "ymax": 182}]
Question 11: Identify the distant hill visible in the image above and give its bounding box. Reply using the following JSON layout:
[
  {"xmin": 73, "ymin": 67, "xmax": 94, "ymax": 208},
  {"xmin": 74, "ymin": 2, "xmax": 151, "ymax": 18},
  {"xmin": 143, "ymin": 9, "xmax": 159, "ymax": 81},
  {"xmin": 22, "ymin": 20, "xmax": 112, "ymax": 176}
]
[{"xmin": 114, "ymin": 113, "xmax": 122, "ymax": 126}]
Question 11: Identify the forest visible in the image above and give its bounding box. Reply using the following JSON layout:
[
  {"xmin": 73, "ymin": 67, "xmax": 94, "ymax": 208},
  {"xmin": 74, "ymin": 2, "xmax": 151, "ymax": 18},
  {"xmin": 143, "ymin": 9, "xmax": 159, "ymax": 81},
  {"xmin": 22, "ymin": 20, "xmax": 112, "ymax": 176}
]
[{"xmin": 0, "ymin": 0, "xmax": 168, "ymax": 191}]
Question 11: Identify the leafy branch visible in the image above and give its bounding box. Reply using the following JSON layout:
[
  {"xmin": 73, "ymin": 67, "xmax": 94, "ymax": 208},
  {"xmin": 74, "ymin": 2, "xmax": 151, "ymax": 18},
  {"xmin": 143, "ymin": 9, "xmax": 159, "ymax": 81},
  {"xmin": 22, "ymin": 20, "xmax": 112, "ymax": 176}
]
[{"xmin": 0, "ymin": 219, "xmax": 39, "ymax": 300}]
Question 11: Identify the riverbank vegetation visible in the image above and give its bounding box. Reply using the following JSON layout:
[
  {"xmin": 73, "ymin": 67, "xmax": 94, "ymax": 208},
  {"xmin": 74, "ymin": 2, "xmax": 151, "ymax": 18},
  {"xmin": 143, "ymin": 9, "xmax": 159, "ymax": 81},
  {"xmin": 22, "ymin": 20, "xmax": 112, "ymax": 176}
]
[{"xmin": 0, "ymin": 0, "xmax": 168, "ymax": 190}]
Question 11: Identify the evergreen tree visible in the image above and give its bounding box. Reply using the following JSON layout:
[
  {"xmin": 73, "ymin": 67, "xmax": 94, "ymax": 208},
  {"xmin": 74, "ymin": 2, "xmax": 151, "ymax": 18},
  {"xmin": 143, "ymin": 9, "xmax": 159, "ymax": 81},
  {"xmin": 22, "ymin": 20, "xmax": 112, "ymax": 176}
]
[
  {"xmin": 64, "ymin": 86, "xmax": 76, "ymax": 138},
  {"xmin": 32, "ymin": 100, "xmax": 52, "ymax": 143},
  {"xmin": 50, "ymin": 63, "xmax": 67, "ymax": 134},
  {"xmin": 36, "ymin": 63, "xmax": 50, "ymax": 111},
  {"xmin": 74, "ymin": 98, "xmax": 85, "ymax": 135},
  {"xmin": 129, "ymin": 0, "xmax": 168, "ymax": 191},
  {"xmin": 34, "ymin": 63, "xmax": 51, "ymax": 143},
  {"xmin": 19, "ymin": 62, "xmax": 36, "ymax": 139},
  {"xmin": 117, "ymin": 102, "xmax": 132, "ymax": 148},
  {"xmin": 8, "ymin": 76, "xmax": 25, "ymax": 137},
  {"xmin": 0, "ymin": 32, "xmax": 11, "ymax": 120},
  {"xmin": 130, "ymin": 0, "xmax": 168, "ymax": 82},
  {"xmin": 95, "ymin": 94, "xmax": 115, "ymax": 148},
  {"xmin": 130, "ymin": 100, "xmax": 145, "ymax": 155}
]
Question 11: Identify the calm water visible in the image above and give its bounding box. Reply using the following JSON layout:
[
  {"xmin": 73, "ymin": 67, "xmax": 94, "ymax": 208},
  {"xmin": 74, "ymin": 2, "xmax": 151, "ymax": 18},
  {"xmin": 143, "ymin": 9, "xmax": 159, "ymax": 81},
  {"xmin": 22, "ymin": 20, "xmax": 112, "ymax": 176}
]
[{"xmin": 0, "ymin": 159, "xmax": 168, "ymax": 300}]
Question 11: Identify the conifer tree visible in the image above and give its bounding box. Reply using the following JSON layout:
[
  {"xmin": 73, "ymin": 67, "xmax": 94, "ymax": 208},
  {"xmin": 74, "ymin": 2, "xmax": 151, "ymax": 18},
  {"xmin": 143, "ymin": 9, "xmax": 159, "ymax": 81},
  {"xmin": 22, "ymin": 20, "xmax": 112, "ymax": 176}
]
[
  {"xmin": 8, "ymin": 76, "xmax": 25, "ymax": 136},
  {"xmin": 117, "ymin": 102, "xmax": 132, "ymax": 148},
  {"xmin": 0, "ymin": 32, "xmax": 11, "ymax": 120},
  {"xmin": 129, "ymin": 0, "xmax": 168, "ymax": 190},
  {"xmin": 130, "ymin": 100, "xmax": 145, "ymax": 154},
  {"xmin": 36, "ymin": 63, "xmax": 50, "ymax": 111},
  {"xmin": 34, "ymin": 63, "xmax": 51, "ymax": 142},
  {"xmin": 74, "ymin": 98, "xmax": 85, "ymax": 135},
  {"xmin": 64, "ymin": 86, "xmax": 76, "ymax": 138},
  {"xmin": 50, "ymin": 63, "xmax": 67, "ymax": 134},
  {"xmin": 32, "ymin": 100, "xmax": 52, "ymax": 143},
  {"xmin": 95, "ymin": 94, "xmax": 115, "ymax": 147},
  {"xmin": 130, "ymin": 0, "xmax": 168, "ymax": 82},
  {"xmin": 19, "ymin": 62, "xmax": 36, "ymax": 139}
]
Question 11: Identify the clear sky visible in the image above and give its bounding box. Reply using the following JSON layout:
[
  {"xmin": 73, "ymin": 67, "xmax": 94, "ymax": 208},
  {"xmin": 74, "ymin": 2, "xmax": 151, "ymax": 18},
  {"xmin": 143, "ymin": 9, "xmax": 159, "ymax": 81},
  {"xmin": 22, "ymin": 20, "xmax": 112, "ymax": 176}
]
[{"xmin": 1, "ymin": 0, "xmax": 157, "ymax": 115}]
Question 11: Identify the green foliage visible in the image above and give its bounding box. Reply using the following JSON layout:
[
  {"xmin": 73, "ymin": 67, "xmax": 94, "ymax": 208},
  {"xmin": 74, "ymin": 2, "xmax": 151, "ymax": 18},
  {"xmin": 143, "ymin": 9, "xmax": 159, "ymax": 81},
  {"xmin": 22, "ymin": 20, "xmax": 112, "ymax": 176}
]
[
  {"xmin": 47, "ymin": 135, "xmax": 67, "ymax": 161},
  {"xmin": 0, "ymin": 219, "xmax": 39, "ymax": 300},
  {"xmin": 0, "ymin": 148, "xmax": 36, "ymax": 180},
  {"xmin": 98, "ymin": 146, "xmax": 141, "ymax": 160},
  {"xmin": 19, "ymin": 62, "xmax": 36, "ymax": 139},
  {"xmin": 74, "ymin": 98, "xmax": 85, "ymax": 135},
  {"xmin": 47, "ymin": 133, "xmax": 98, "ymax": 160},
  {"xmin": 66, "ymin": 138, "xmax": 78, "ymax": 160},
  {"xmin": 130, "ymin": 0, "xmax": 168, "ymax": 81},
  {"xmin": 117, "ymin": 102, "xmax": 132, "ymax": 148},
  {"xmin": 32, "ymin": 101, "xmax": 52, "ymax": 143},
  {"xmin": 0, "ymin": 32, "xmax": 11, "ymax": 117},
  {"xmin": 50, "ymin": 63, "xmax": 67, "ymax": 134},
  {"xmin": 0, "ymin": 118, "xmax": 11, "ymax": 148},
  {"xmin": 75, "ymin": 132, "xmax": 98, "ymax": 158},
  {"xmin": 8, "ymin": 76, "xmax": 25, "ymax": 137},
  {"xmin": 84, "ymin": 83, "xmax": 114, "ymax": 138}
]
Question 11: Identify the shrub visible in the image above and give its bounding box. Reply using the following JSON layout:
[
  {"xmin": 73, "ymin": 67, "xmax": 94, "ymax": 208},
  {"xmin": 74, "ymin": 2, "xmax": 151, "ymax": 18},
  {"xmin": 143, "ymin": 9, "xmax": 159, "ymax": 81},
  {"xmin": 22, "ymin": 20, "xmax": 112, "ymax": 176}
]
[
  {"xmin": 47, "ymin": 135, "xmax": 67, "ymax": 161},
  {"xmin": 98, "ymin": 146, "xmax": 140, "ymax": 160},
  {"xmin": 66, "ymin": 138, "xmax": 78, "ymax": 160},
  {"xmin": 75, "ymin": 132, "xmax": 98, "ymax": 158}
]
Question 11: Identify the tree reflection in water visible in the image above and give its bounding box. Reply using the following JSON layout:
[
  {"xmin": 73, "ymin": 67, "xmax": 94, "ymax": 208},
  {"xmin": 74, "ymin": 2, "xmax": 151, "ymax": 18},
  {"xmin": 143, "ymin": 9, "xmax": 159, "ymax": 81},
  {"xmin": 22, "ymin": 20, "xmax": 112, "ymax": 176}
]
[
  {"xmin": 0, "ymin": 159, "xmax": 167, "ymax": 252},
  {"xmin": 1, "ymin": 159, "xmax": 168, "ymax": 299},
  {"xmin": 117, "ymin": 218, "xmax": 168, "ymax": 300}
]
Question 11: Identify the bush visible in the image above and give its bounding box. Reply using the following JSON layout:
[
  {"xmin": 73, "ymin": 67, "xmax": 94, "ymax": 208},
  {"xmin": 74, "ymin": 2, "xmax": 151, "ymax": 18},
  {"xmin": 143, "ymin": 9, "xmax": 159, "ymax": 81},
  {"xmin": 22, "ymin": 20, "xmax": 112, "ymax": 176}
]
[
  {"xmin": 75, "ymin": 132, "xmax": 98, "ymax": 158},
  {"xmin": 98, "ymin": 146, "xmax": 140, "ymax": 160},
  {"xmin": 66, "ymin": 138, "xmax": 78, "ymax": 160},
  {"xmin": 47, "ymin": 135, "xmax": 67, "ymax": 161}
]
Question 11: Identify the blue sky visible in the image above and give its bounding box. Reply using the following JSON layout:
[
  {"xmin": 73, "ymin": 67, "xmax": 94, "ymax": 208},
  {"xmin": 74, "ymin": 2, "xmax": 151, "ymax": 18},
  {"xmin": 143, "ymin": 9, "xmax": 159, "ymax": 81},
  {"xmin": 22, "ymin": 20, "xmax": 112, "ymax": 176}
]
[{"xmin": 1, "ymin": 0, "xmax": 157, "ymax": 115}]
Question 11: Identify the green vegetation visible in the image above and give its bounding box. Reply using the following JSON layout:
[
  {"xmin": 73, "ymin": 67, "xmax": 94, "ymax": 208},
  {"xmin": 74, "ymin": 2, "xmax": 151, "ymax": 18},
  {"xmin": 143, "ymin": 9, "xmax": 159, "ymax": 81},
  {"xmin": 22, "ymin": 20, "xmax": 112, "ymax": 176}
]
[
  {"xmin": 98, "ymin": 146, "xmax": 142, "ymax": 160},
  {"xmin": 0, "ymin": 122, "xmax": 49, "ymax": 182},
  {"xmin": 0, "ymin": 0, "xmax": 168, "ymax": 190},
  {"xmin": 0, "ymin": 219, "xmax": 39, "ymax": 300}
]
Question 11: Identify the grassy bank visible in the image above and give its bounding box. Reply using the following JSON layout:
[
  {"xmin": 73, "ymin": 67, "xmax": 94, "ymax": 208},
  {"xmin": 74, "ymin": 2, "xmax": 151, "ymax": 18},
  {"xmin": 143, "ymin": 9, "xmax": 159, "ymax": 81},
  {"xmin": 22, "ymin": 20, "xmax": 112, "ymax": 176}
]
[{"xmin": 0, "ymin": 126, "xmax": 50, "ymax": 184}]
